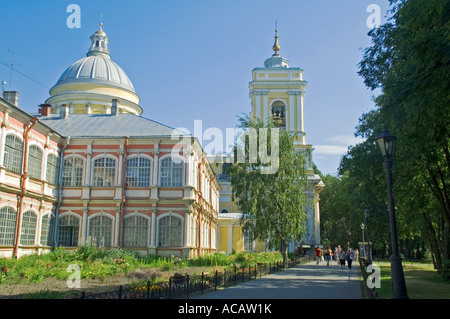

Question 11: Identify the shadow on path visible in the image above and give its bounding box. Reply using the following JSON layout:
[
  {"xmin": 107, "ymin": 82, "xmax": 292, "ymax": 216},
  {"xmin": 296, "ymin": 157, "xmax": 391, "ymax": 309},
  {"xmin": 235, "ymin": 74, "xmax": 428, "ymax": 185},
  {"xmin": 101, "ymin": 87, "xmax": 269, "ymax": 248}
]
[{"xmin": 195, "ymin": 261, "xmax": 362, "ymax": 299}]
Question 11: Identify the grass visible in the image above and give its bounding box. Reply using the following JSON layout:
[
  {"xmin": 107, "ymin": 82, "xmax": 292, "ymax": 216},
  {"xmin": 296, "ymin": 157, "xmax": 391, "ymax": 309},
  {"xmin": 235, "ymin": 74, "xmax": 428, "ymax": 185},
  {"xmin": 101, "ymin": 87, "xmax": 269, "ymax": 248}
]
[
  {"xmin": 370, "ymin": 261, "xmax": 450, "ymax": 299},
  {"xmin": 0, "ymin": 247, "xmax": 284, "ymax": 298}
]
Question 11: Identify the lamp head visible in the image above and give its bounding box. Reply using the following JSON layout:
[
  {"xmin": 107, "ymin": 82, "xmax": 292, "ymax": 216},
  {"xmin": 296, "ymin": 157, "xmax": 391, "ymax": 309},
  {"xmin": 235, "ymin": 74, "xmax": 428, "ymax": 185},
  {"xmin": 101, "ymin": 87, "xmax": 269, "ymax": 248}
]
[{"xmin": 376, "ymin": 126, "xmax": 396, "ymax": 158}]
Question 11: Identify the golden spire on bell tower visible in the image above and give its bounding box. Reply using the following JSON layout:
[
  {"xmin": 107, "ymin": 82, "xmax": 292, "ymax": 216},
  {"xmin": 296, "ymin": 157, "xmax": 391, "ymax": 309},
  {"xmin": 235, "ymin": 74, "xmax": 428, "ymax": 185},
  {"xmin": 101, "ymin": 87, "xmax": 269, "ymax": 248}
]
[{"xmin": 272, "ymin": 21, "xmax": 280, "ymax": 55}]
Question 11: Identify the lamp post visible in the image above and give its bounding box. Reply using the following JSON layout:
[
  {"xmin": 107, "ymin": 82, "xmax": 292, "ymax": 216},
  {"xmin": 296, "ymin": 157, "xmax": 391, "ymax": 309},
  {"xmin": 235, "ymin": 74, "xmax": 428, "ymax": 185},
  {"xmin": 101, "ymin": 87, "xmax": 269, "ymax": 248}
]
[
  {"xmin": 365, "ymin": 209, "xmax": 372, "ymax": 264},
  {"xmin": 376, "ymin": 126, "xmax": 408, "ymax": 299},
  {"xmin": 360, "ymin": 223, "xmax": 366, "ymax": 260}
]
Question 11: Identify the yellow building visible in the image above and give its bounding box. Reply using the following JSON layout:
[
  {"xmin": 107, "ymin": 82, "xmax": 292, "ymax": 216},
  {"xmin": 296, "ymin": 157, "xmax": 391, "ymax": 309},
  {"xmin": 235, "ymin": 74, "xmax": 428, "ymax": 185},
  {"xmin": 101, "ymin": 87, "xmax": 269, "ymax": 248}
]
[
  {"xmin": 209, "ymin": 159, "xmax": 265, "ymax": 254},
  {"xmin": 214, "ymin": 28, "xmax": 324, "ymax": 255}
]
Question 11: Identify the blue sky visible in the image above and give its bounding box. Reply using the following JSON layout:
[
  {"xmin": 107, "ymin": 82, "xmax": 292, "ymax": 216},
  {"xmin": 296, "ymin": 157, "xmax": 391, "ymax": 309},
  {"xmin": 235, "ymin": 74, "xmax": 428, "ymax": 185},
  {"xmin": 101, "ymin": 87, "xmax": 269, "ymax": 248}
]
[{"xmin": 0, "ymin": 0, "xmax": 391, "ymax": 175}]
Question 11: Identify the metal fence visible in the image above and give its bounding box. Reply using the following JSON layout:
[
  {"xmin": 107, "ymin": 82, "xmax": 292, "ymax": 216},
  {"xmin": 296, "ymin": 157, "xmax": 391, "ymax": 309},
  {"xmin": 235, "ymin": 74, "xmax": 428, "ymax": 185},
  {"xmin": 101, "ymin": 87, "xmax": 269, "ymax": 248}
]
[
  {"xmin": 78, "ymin": 257, "xmax": 306, "ymax": 299},
  {"xmin": 358, "ymin": 259, "xmax": 377, "ymax": 299}
]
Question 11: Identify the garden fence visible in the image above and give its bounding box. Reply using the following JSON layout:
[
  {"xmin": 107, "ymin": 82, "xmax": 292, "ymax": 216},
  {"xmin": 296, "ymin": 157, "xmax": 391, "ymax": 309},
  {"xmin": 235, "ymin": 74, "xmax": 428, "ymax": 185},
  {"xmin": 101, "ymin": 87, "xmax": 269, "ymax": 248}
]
[{"xmin": 77, "ymin": 257, "xmax": 308, "ymax": 299}]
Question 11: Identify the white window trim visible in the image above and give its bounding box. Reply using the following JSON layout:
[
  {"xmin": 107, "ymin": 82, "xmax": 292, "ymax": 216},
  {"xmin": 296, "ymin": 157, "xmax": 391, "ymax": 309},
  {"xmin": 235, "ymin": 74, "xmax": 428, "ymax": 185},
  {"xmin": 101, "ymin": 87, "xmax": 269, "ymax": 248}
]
[
  {"xmin": 57, "ymin": 212, "xmax": 82, "ymax": 247},
  {"xmin": 158, "ymin": 154, "xmax": 185, "ymax": 187},
  {"xmin": 87, "ymin": 212, "xmax": 115, "ymax": 247},
  {"xmin": 156, "ymin": 212, "xmax": 184, "ymax": 248},
  {"xmin": 91, "ymin": 154, "xmax": 118, "ymax": 187},
  {"xmin": 62, "ymin": 155, "xmax": 86, "ymax": 186},
  {"xmin": 123, "ymin": 212, "xmax": 151, "ymax": 247}
]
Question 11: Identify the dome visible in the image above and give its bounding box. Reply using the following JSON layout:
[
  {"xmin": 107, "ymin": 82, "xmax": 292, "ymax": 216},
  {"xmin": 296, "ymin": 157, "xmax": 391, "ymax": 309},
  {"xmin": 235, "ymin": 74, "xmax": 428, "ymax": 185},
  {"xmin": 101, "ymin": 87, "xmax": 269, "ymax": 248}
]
[
  {"xmin": 54, "ymin": 55, "xmax": 136, "ymax": 93},
  {"xmin": 46, "ymin": 24, "xmax": 142, "ymax": 115}
]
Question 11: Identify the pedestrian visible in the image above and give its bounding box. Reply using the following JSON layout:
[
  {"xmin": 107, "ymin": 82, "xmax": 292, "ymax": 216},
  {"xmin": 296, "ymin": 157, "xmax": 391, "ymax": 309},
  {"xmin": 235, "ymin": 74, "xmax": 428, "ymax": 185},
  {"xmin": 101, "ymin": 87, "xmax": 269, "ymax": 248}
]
[
  {"xmin": 354, "ymin": 248, "xmax": 359, "ymax": 262},
  {"xmin": 323, "ymin": 246, "xmax": 333, "ymax": 266},
  {"xmin": 335, "ymin": 245, "xmax": 342, "ymax": 265},
  {"xmin": 315, "ymin": 246, "xmax": 322, "ymax": 265},
  {"xmin": 339, "ymin": 248, "xmax": 346, "ymax": 268},
  {"xmin": 346, "ymin": 248, "xmax": 354, "ymax": 269}
]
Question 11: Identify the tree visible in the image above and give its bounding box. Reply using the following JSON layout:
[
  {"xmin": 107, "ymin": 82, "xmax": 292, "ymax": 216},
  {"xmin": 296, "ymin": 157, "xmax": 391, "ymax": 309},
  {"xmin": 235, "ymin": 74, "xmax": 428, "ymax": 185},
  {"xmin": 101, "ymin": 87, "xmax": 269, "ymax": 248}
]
[
  {"xmin": 228, "ymin": 116, "xmax": 309, "ymax": 264},
  {"xmin": 357, "ymin": 0, "xmax": 450, "ymax": 268}
]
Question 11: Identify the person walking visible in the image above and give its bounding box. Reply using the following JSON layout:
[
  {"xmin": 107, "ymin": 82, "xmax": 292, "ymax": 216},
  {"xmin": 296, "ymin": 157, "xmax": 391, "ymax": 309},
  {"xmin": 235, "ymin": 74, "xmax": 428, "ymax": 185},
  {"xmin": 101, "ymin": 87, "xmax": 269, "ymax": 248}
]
[
  {"xmin": 315, "ymin": 246, "xmax": 322, "ymax": 265},
  {"xmin": 346, "ymin": 248, "xmax": 354, "ymax": 270},
  {"xmin": 339, "ymin": 248, "xmax": 346, "ymax": 268},
  {"xmin": 324, "ymin": 247, "xmax": 330, "ymax": 266},
  {"xmin": 335, "ymin": 245, "xmax": 342, "ymax": 265}
]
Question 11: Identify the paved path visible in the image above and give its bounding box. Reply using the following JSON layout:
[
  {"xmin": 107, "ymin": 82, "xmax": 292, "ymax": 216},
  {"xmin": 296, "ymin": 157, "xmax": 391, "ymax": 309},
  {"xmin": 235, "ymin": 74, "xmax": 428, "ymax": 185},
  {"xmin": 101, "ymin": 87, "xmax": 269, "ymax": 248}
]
[{"xmin": 195, "ymin": 261, "xmax": 362, "ymax": 299}]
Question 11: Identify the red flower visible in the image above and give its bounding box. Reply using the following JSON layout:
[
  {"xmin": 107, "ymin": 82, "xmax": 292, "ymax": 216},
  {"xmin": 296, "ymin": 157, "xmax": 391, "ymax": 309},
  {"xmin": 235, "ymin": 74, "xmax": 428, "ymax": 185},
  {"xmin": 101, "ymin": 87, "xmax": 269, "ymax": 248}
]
[
  {"xmin": 46, "ymin": 263, "xmax": 50, "ymax": 267},
  {"xmin": 4, "ymin": 268, "xmax": 8, "ymax": 272}
]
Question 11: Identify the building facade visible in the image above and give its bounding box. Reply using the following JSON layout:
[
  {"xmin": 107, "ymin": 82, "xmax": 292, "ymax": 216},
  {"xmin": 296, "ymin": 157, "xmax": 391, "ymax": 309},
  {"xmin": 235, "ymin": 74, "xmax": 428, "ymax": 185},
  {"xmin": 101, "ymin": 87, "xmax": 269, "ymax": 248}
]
[{"xmin": 0, "ymin": 25, "xmax": 219, "ymax": 259}]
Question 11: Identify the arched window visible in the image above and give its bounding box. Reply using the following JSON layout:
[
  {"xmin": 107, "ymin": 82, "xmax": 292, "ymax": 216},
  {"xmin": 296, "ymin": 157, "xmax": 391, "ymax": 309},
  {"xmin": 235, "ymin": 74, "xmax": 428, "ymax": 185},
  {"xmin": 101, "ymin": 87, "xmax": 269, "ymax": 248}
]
[
  {"xmin": 88, "ymin": 215, "xmax": 113, "ymax": 247},
  {"xmin": 63, "ymin": 157, "xmax": 84, "ymax": 186},
  {"xmin": 271, "ymin": 101, "xmax": 286, "ymax": 128},
  {"xmin": 4, "ymin": 134, "xmax": 23, "ymax": 173},
  {"xmin": 160, "ymin": 157, "xmax": 184, "ymax": 187},
  {"xmin": 20, "ymin": 211, "xmax": 37, "ymax": 245},
  {"xmin": 123, "ymin": 215, "xmax": 149, "ymax": 247},
  {"xmin": 28, "ymin": 145, "xmax": 43, "ymax": 180},
  {"xmin": 58, "ymin": 215, "xmax": 80, "ymax": 247},
  {"xmin": 93, "ymin": 157, "xmax": 116, "ymax": 186},
  {"xmin": 46, "ymin": 153, "xmax": 60, "ymax": 185},
  {"xmin": 126, "ymin": 157, "xmax": 151, "ymax": 187},
  {"xmin": 220, "ymin": 209, "xmax": 229, "ymax": 214},
  {"xmin": 158, "ymin": 215, "xmax": 183, "ymax": 247},
  {"xmin": 0, "ymin": 207, "xmax": 17, "ymax": 246},
  {"xmin": 40, "ymin": 214, "xmax": 55, "ymax": 246}
]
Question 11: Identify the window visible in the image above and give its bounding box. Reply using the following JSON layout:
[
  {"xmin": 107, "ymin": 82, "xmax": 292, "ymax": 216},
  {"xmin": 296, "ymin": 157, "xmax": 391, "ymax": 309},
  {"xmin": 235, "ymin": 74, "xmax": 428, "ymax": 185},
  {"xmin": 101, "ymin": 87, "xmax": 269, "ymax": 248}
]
[
  {"xmin": 40, "ymin": 214, "xmax": 55, "ymax": 246},
  {"xmin": 58, "ymin": 215, "xmax": 80, "ymax": 247},
  {"xmin": 0, "ymin": 207, "xmax": 17, "ymax": 246},
  {"xmin": 88, "ymin": 215, "xmax": 113, "ymax": 247},
  {"xmin": 243, "ymin": 234, "xmax": 254, "ymax": 252},
  {"xmin": 63, "ymin": 157, "xmax": 84, "ymax": 186},
  {"xmin": 28, "ymin": 145, "xmax": 43, "ymax": 180},
  {"xmin": 220, "ymin": 209, "xmax": 229, "ymax": 214},
  {"xmin": 4, "ymin": 134, "xmax": 23, "ymax": 173},
  {"xmin": 158, "ymin": 215, "xmax": 182, "ymax": 247},
  {"xmin": 126, "ymin": 157, "xmax": 151, "ymax": 187},
  {"xmin": 46, "ymin": 154, "xmax": 60, "ymax": 185},
  {"xmin": 160, "ymin": 157, "xmax": 183, "ymax": 187},
  {"xmin": 20, "ymin": 211, "xmax": 37, "ymax": 245},
  {"xmin": 123, "ymin": 215, "xmax": 149, "ymax": 247},
  {"xmin": 93, "ymin": 157, "xmax": 116, "ymax": 186},
  {"xmin": 271, "ymin": 101, "xmax": 286, "ymax": 128}
]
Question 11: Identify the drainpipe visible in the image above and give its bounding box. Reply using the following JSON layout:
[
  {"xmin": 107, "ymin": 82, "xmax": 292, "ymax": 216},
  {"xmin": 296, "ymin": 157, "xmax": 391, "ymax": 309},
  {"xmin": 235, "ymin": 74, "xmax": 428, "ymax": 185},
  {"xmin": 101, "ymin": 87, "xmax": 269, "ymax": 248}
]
[
  {"xmin": 197, "ymin": 161, "xmax": 202, "ymax": 256},
  {"xmin": 53, "ymin": 136, "xmax": 71, "ymax": 248},
  {"xmin": 118, "ymin": 137, "xmax": 128, "ymax": 247},
  {"xmin": 14, "ymin": 117, "xmax": 38, "ymax": 258},
  {"xmin": 209, "ymin": 175, "xmax": 216, "ymax": 253}
]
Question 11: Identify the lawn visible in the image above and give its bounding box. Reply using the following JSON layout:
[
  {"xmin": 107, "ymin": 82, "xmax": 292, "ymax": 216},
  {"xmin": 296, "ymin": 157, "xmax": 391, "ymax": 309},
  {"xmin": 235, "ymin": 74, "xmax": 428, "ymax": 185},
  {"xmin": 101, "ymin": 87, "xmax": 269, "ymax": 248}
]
[
  {"xmin": 0, "ymin": 246, "xmax": 283, "ymax": 299},
  {"xmin": 371, "ymin": 261, "xmax": 450, "ymax": 299}
]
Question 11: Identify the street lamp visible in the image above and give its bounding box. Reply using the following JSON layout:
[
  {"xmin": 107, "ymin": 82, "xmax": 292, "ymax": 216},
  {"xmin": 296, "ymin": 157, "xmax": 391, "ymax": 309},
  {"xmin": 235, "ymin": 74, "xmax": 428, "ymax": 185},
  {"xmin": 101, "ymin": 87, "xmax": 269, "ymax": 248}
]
[
  {"xmin": 376, "ymin": 126, "xmax": 408, "ymax": 299},
  {"xmin": 360, "ymin": 223, "xmax": 365, "ymax": 260},
  {"xmin": 364, "ymin": 209, "xmax": 372, "ymax": 264}
]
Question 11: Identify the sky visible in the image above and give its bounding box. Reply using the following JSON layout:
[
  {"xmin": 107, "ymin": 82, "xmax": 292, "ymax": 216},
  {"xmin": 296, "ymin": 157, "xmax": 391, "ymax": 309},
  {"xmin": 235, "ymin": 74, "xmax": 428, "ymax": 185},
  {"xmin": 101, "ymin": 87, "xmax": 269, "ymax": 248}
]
[{"xmin": 0, "ymin": 0, "xmax": 392, "ymax": 176}]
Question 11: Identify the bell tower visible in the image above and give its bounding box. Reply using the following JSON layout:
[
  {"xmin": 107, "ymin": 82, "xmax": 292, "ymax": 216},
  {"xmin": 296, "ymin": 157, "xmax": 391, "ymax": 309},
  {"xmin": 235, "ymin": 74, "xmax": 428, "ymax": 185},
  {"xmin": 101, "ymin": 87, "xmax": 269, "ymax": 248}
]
[
  {"xmin": 249, "ymin": 27, "xmax": 325, "ymax": 248},
  {"xmin": 249, "ymin": 27, "xmax": 308, "ymax": 145}
]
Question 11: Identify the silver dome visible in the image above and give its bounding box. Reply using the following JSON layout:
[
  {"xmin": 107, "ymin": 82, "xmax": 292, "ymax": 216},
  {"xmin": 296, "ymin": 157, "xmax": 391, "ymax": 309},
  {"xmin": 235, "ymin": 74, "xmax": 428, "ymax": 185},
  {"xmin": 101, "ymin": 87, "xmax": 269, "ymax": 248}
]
[{"xmin": 54, "ymin": 54, "xmax": 136, "ymax": 93}]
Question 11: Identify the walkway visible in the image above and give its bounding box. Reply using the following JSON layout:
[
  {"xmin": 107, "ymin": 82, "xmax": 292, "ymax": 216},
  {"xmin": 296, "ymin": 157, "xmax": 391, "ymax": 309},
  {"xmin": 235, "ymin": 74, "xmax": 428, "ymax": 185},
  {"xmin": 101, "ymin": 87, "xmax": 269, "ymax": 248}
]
[{"xmin": 194, "ymin": 260, "xmax": 363, "ymax": 299}]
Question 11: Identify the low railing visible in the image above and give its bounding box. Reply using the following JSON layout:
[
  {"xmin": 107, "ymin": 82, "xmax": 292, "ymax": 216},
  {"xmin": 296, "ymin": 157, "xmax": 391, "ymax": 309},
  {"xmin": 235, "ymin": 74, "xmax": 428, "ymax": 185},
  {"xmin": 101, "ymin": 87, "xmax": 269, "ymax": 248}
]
[
  {"xmin": 78, "ymin": 257, "xmax": 307, "ymax": 299},
  {"xmin": 358, "ymin": 258, "xmax": 377, "ymax": 299}
]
